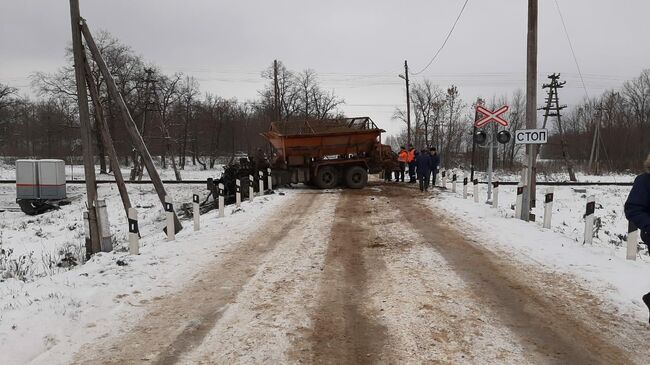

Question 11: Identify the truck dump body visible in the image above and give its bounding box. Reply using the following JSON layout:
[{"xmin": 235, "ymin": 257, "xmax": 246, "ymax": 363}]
[
  {"xmin": 262, "ymin": 117, "xmax": 384, "ymax": 162},
  {"xmin": 260, "ymin": 117, "xmax": 393, "ymax": 189}
]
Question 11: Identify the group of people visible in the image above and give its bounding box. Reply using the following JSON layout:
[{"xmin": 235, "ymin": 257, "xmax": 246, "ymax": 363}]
[{"xmin": 384, "ymin": 144, "xmax": 440, "ymax": 192}]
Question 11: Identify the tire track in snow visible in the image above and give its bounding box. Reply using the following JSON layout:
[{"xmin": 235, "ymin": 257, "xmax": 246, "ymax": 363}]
[
  {"xmin": 70, "ymin": 191, "xmax": 318, "ymax": 365},
  {"xmin": 388, "ymin": 183, "xmax": 633, "ymax": 364}
]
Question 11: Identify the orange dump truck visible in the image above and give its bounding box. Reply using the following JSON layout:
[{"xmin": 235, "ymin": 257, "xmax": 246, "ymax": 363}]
[{"xmin": 261, "ymin": 117, "xmax": 393, "ymax": 189}]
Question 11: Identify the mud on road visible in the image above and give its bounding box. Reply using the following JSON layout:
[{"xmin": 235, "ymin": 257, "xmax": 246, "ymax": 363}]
[{"xmin": 71, "ymin": 183, "xmax": 644, "ymax": 364}]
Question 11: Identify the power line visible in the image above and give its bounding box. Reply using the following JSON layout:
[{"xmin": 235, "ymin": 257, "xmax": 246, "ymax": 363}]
[
  {"xmin": 412, "ymin": 0, "xmax": 470, "ymax": 75},
  {"xmin": 553, "ymin": 0, "xmax": 589, "ymax": 100}
]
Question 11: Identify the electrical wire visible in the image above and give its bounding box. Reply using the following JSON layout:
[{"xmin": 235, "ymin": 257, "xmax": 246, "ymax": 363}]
[
  {"xmin": 412, "ymin": 0, "xmax": 470, "ymax": 75},
  {"xmin": 554, "ymin": 0, "xmax": 589, "ymax": 100}
]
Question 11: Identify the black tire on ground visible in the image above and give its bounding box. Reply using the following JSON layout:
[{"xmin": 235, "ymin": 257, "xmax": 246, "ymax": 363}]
[
  {"xmin": 18, "ymin": 200, "xmax": 52, "ymax": 215},
  {"xmin": 345, "ymin": 166, "xmax": 368, "ymax": 189},
  {"xmin": 315, "ymin": 166, "xmax": 338, "ymax": 189}
]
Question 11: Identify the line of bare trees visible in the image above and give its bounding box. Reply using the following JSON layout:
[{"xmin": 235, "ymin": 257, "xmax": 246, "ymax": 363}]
[
  {"xmin": 0, "ymin": 32, "xmax": 344, "ymax": 179},
  {"xmin": 390, "ymin": 70, "xmax": 650, "ymax": 174}
]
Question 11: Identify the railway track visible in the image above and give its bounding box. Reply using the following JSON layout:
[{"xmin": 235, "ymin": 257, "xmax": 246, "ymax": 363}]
[{"xmin": 0, "ymin": 179, "xmax": 635, "ymax": 186}]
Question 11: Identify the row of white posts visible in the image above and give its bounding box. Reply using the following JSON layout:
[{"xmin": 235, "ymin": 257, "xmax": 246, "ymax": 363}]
[
  {"xmin": 128, "ymin": 168, "xmax": 273, "ymax": 255},
  {"xmin": 435, "ymin": 168, "xmax": 638, "ymax": 261}
]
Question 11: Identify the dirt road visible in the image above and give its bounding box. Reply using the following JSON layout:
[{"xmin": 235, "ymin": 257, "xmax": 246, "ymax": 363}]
[{"xmin": 72, "ymin": 183, "xmax": 647, "ymax": 364}]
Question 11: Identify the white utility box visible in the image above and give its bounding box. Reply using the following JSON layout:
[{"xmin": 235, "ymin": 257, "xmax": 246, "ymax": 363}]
[{"xmin": 16, "ymin": 159, "xmax": 66, "ymax": 200}]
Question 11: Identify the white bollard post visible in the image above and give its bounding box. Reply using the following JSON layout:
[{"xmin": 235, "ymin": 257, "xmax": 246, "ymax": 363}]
[
  {"xmin": 249, "ymin": 174, "xmax": 255, "ymax": 202},
  {"xmin": 258, "ymin": 171, "xmax": 264, "ymax": 195},
  {"xmin": 543, "ymin": 187, "xmax": 554, "ymax": 229},
  {"xmin": 584, "ymin": 195, "xmax": 595, "ymax": 245},
  {"xmin": 463, "ymin": 177, "xmax": 468, "ymax": 199},
  {"xmin": 165, "ymin": 195, "xmax": 175, "ymax": 241},
  {"xmin": 451, "ymin": 173, "xmax": 457, "ymax": 193},
  {"xmin": 492, "ymin": 181, "xmax": 499, "ymax": 208},
  {"xmin": 441, "ymin": 170, "xmax": 447, "ymax": 189},
  {"xmin": 267, "ymin": 168, "xmax": 273, "ymax": 191},
  {"xmin": 83, "ymin": 211, "xmax": 91, "ymax": 251},
  {"xmin": 128, "ymin": 207, "xmax": 139, "ymax": 255},
  {"xmin": 437, "ymin": 171, "xmax": 442, "ymax": 187},
  {"xmin": 96, "ymin": 199, "xmax": 113, "ymax": 252},
  {"xmin": 626, "ymin": 221, "xmax": 638, "ymax": 260},
  {"xmin": 192, "ymin": 193, "xmax": 200, "ymax": 231},
  {"xmin": 218, "ymin": 183, "xmax": 225, "ymax": 218},
  {"xmin": 473, "ymin": 179, "xmax": 479, "ymax": 203},
  {"xmin": 235, "ymin": 178, "xmax": 241, "ymax": 208},
  {"xmin": 515, "ymin": 182, "xmax": 524, "ymax": 219}
]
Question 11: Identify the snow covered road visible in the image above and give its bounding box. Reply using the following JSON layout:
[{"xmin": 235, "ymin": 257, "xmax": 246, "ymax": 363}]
[{"xmin": 4, "ymin": 182, "xmax": 649, "ymax": 364}]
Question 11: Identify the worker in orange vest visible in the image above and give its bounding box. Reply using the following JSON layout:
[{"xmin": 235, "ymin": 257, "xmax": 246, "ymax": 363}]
[
  {"xmin": 397, "ymin": 146, "xmax": 408, "ymax": 182},
  {"xmin": 407, "ymin": 144, "xmax": 417, "ymax": 183}
]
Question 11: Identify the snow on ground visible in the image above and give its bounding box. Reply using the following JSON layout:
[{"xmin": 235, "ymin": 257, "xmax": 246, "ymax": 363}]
[
  {"xmin": 0, "ymin": 177, "xmax": 289, "ymax": 364},
  {"xmin": 428, "ymin": 182, "xmax": 650, "ymax": 324}
]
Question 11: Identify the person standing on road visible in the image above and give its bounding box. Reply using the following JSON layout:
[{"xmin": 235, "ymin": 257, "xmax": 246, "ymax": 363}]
[
  {"xmin": 397, "ymin": 146, "xmax": 408, "ymax": 182},
  {"xmin": 407, "ymin": 144, "xmax": 417, "ymax": 183},
  {"xmin": 415, "ymin": 149, "xmax": 432, "ymax": 192},
  {"xmin": 430, "ymin": 147, "xmax": 440, "ymax": 187},
  {"xmin": 624, "ymin": 153, "xmax": 650, "ymax": 322}
]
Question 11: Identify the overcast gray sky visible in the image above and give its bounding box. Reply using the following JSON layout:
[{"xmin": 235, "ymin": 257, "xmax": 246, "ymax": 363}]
[{"xmin": 1, "ymin": 0, "xmax": 649, "ymax": 136}]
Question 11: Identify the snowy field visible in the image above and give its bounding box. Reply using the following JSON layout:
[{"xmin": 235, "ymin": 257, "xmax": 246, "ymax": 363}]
[
  {"xmin": 429, "ymin": 176, "xmax": 650, "ymax": 324},
  {"xmin": 0, "ymin": 182, "xmax": 289, "ymax": 364}
]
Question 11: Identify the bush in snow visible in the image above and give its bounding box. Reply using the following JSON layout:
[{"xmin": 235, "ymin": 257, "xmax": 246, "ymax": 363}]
[{"xmin": 0, "ymin": 248, "xmax": 36, "ymax": 282}]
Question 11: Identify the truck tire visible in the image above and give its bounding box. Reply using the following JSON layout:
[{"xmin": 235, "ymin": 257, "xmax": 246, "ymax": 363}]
[
  {"xmin": 345, "ymin": 166, "xmax": 368, "ymax": 189},
  {"xmin": 315, "ymin": 166, "xmax": 338, "ymax": 189}
]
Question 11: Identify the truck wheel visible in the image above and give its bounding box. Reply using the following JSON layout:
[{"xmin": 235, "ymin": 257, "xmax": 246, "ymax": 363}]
[
  {"xmin": 345, "ymin": 166, "xmax": 368, "ymax": 189},
  {"xmin": 315, "ymin": 166, "xmax": 338, "ymax": 189}
]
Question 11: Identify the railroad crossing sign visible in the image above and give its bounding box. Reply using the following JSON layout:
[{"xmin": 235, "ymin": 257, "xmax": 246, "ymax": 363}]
[
  {"xmin": 475, "ymin": 105, "xmax": 509, "ymax": 127},
  {"xmin": 514, "ymin": 128, "xmax": 548, "ymax": 144}
]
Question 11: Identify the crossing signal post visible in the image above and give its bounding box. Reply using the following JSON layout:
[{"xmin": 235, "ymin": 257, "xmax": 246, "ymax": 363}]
[{"xmin": 473, "ymin": 105, "xmax": 511, "ymax": 203}]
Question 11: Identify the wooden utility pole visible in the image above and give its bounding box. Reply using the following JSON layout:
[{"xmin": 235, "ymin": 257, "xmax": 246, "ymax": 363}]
[
  {"xmin": 539, "ymin": 73, "xmax": 577, "ymax": 181},
  {"xmin": 589, "ymin": 104, "xmax": 604, "ymax": 175},
  {"xmin": 80, "ymin": 20, "xmax": 182, "ymax": 233},
  {"xmin": 521, "ymin": 0, "xmax": 538, "ymax": 221},
  {"xmin": 403, "ymin": 60, "xmax": 411, "ymax": 146},
  {"xmin": 273, "ymin": 60, "xmax": 280, "ymax": 121},
  {"xmin": 83, "ymin": 59, "xmax": 132, "ymax": 218},
  {"xmin": 69, "ymin": 0, "xmax": 101, "ymax": 256}
]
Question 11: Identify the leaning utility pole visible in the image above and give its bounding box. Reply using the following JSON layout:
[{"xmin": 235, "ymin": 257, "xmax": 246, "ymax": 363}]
[
  {"xmin": 539, "ymin": 73, "xmax": 577, "ymax": 181},
  {"xmin": 521, "ymin": 0, "xmax": 538, "ymax": 221},
  {"xmin": 80, "ymin": 19, "xmax": 183, "ymax": 233},
  {"xmin": 69, "ymin": 0, "xmax": 101, "ymax": 255}
]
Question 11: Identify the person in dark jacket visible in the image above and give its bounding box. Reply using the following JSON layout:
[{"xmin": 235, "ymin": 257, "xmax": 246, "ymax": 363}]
[
  {"xmin": 624, "ymin": 154, "xmax": 650, "ymax": 322},
  {"xmin": 429, "ymin": 147, "xmax": 440, "ymax": 186},
  {"xmin": 415, "ymin": 149, "xmax": 432, "ymax": 192}
]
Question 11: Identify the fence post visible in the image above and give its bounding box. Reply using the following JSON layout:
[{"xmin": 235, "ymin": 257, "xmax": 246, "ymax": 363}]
[
  {"xmin": 584, "ymin": 195, "xmax": 595, "ymax": 245},
  {"xmin": 441, "ymin": 170, "xmax": 447, "ymax": 189},
  {"xmin": 165, "ymin": 195, "xmax": 175, "ymax": 241},
  {"xmin": 451, "ymin": 173, "xmax": 457, "ymax": 193},
  {"xmin": 543, "ymin": 187, "xmax": 554, "ymax": 229},
  {"xmin": 128, "ymin": 207, "xmax": 139, "ymax": 255},
  {"xmin": 258, "ymin": 171, "xmax": 264, "ymax": 195},
  {"xmin": 96, "ymin": 199, "xmax": 113, "ymax": 252},
  {"xmin": 218, "ymin": 183, "xmax": 225, "ymax": 218},
  {"xmin": 235, "ymin": 178, "xmax": 241, "ymax": 208},
  {"xmin": 492, "ymin": 181, "xmax": 499, "ymax": 208},
  {"xmin": 83, "ymin": 211, "xmax": 91, "ymax": 252},
  {"xmin": 473, "ymin": 179, "xmax": 479, "ymax": 203},
  {"xmin": 626, "ymin": 221, "xmax": 638, "ymax": 260},
  {"xmin": 515, "ymin": 182, "xmax": 524, "ymax": 219},
  {"xmin": 267, "ymin": 167, "xmax": 273, "ymax": 191},
  {"xmin": 249, "ymin": 174, "xmax": 255, "ymax": 202},
  {"xmin": 463, "ymin": 177, "xmax": 468, "ymax": 199},
  {"xmin": 193, "ymin": 193, "xmax": 200, "ymax": 231}
]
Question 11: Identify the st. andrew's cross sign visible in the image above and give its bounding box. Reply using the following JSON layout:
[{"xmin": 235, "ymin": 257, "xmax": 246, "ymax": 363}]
[{"xmin": 475, "ymin": 105, "xmax": 509, "ymax": 127}]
